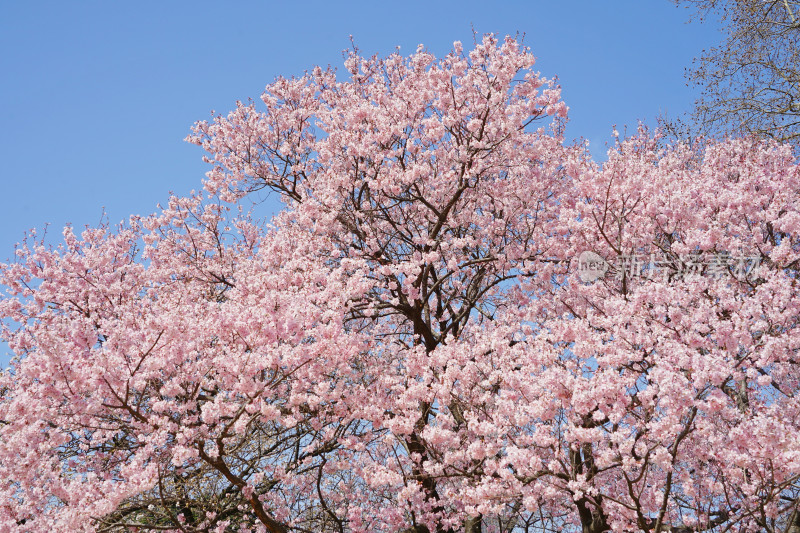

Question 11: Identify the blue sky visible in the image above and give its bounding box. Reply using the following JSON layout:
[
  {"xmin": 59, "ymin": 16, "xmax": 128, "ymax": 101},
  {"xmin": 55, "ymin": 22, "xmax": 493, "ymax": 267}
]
[{"xmin": 0, "ymin": 1, "xmax": 719, "ymax": 366}]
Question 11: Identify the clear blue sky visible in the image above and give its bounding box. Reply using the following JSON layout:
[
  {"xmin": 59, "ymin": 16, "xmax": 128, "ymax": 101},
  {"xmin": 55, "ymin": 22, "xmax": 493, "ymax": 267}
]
[{"xmin": 0, "ymin": 1, "xmax": 719, "ymax": 367}]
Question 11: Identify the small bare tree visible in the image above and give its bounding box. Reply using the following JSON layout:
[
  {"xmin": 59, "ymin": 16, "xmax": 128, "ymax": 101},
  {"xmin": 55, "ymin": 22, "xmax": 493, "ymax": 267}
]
[{"xmin": 675, "ymin": 0, "xmax": 800, "ymax": 142}]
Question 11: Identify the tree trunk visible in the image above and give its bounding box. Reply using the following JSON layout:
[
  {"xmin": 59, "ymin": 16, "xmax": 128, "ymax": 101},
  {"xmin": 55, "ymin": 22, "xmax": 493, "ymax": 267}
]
[
  {"xmin": 464, "ymin": 515, "xmax": 482, "ymax": 533},
  {"xmin": 786, "ymin": 509, "xmax": 800, "ymax": 533}
]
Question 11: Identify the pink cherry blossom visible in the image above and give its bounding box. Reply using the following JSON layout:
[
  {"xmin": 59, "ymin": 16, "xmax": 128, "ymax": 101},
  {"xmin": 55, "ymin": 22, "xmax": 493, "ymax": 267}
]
[{"xmin": 2, "ymin": 35, "xmax": 800, "ymax": 533}]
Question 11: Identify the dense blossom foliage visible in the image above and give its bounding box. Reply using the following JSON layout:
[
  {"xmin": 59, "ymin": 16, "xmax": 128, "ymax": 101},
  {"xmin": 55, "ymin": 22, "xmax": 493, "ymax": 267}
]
[{"xmin": 1, "ymin": 35, "xmax": 799, "ymax": 533}]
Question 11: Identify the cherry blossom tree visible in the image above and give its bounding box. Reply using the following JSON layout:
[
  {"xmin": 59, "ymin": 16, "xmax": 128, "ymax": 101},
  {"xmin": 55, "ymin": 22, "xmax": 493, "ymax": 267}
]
[{"xmin": 2, "ymin": 35, "xmax": 800, "ymax": 533}]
